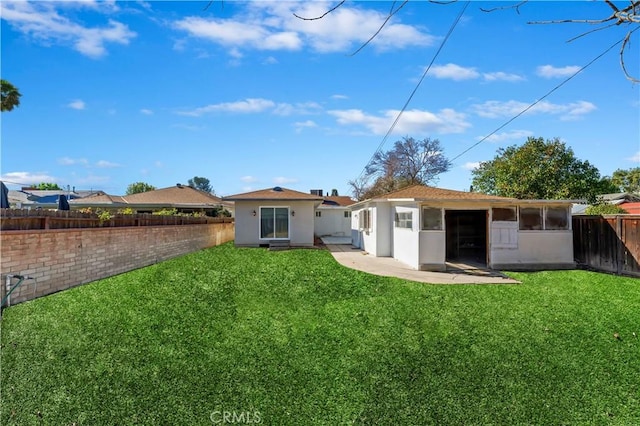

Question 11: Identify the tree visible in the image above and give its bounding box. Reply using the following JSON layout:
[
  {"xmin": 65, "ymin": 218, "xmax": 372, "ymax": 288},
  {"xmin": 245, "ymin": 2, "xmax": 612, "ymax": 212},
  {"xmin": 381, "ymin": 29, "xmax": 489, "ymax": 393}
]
[
  {"xmin": 1, "ymin": 79, "xmax": 22, "ymax": 112},
  {"xmin": 349, "ymin": 136, "xmax": 451, "ymax": 200},
  {"xmin": 471, "ymin": 137, "xmax": 605, "ymax": 202},
  {"xmin": 188, "ymin": 176, "xmax": 213, "ymax": 193},
  {"xmin": 609, "ymin": 167, "xmax": 640, "ymax": 193},
  {"xmin": 585, "ymin": 202, "xmax": 627, "ymax": 215},
  {"xmin": 35, "ymin": 182, "xmax": 62, "ymax": 190},
  {"xmin": 126, "ymin": 182, "xmax": 156, "ymax": 195}
]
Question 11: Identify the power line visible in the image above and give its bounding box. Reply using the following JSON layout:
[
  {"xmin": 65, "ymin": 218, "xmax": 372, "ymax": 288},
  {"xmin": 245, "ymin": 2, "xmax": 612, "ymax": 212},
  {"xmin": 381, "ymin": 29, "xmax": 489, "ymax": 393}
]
[
  {"xmin": 356, "ymin": 0, "xmax": 470, "ymax": 181},
  {"xmin": 450, "ymin": 26, "xmax": 640, "ymax": 164}
]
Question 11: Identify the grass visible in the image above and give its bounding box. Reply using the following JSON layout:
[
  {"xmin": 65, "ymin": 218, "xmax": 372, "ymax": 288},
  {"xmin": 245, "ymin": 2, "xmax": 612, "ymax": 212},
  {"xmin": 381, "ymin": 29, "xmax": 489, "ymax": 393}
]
[{"xmin": 1, "ymin": 243, "xmax": 639, "ymax": 425}]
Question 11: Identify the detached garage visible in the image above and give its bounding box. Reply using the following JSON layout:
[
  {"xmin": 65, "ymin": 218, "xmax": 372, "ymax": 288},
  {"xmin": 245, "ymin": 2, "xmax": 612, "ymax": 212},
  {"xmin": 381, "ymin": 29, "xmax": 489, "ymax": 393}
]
[{"xmin": 350, "ymin": 185, "xmax": 575, "ymax": 271}]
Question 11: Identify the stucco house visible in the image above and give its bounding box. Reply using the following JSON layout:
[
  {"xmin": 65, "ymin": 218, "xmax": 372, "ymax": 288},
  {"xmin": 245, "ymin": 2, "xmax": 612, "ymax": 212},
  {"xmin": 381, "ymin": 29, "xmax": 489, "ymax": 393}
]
[
  {"xmin": 350, "ymin": 185, "xmax": 575, "ymax": 271},
  {"xmin": 314, "ymin": 195, "xmax": 356, "ymax": 238},
  {"xmin": 224, "ymin": 187, "xmax": 323, "ymax": 247}
]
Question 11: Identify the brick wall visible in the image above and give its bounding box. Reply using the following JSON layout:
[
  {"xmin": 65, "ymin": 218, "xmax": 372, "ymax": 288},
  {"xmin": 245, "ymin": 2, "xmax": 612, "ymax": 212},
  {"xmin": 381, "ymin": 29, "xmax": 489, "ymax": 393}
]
[{"xmin": 0, "ymin": 222, "xmax": 234, "ymax": 306}]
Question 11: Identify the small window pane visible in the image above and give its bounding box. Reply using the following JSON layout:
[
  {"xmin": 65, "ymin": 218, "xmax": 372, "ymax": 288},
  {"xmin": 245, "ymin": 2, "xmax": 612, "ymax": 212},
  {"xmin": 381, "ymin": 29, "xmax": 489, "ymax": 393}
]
[
  {"xmin": 395, "ymin": 212, "xmax": 413, "ymax": 229},
  {"xmin": 422, "ymin": 208, "xmax": 442, "ymax": 230},
  {"xmin": 519, "ymin": 207, "xmax": 542, "ymax": 230},
  {"xmin": 344, "ymin": 211, "xmax": 351, "ymax": 218},
  {"xmin": 492, "ymin": 207, "xmax": 516, "ymax": 222},
  {"xmin": 315, "ymin": 211, "xmax": 322, "ymax": 217},
  {"xmin": 545, "ymin": 207, "xmax": 568, "ymax": 230}
]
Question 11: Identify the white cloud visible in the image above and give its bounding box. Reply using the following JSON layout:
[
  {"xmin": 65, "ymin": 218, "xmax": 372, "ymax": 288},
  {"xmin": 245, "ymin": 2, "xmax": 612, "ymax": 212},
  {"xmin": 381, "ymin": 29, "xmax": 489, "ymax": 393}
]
[
  {"xmin": 329, "ymin": 107, "xmax": 470, "ymax": 135},
  {"xmin": 174, "ymin": 3, "xmax": 434, "ymax": 56},
  {"xmin": 177, "ymin": 98, "xmax": 321, "ymax": 117},
  {"xmin": 273, "ymin": 176, "xmax": 298, "ymax": 185},
  {"xmin": 331, "ymin": 94, "xmax": 349, "ymax": 100},
  {"xmin": 58, "ymin": 157, "xmax": 88, "ymax": 166},
  {"xmin": 477, "ymin": 130, "xmax": 534, "ymax": 143},
  {"xmin": 0, "ymin": 171, "xmax": 58, "ymax": 187},
  {"xmin": 1, "ymin": 1, "xmax": 136, "ymax": 58},
  {"xmin": 294, "ymin": 120, "xmax": 318, "ymax": 133},
  {"xmin": 628, "ymin": 151, "xmax": 640, "ymax": 163},
  {"xmin": 471, "ymin": 100, "xmax": 596, "ymax": 121},
  {"xmin": 482, "ymin": 71, "xmax": 525, "ymax": 82},
  {"xmin": 240, "ymin": 176, "xmax": 258, "ymax": 183},
  {"xmin": 536, "ymin": 64, "xmax": 581, "ymax": 78},
  {"xmin": 67, "ymin": 99, "xmax": 86, "ymax": 110},
  {"xmin": 140, "ymin": 108, "xmax": 153, "ymax": 115},
  {"xmin": 177, "ymin": 98, "xmax": 276, "ymax": 116},
  {"xmin": 430, "ymin": 63, "xmax": 480, "ymax": 81},
  {"xmin": 95, "ymin": 160, "xmax": 121, "ymax": 168},
  {"xmin": 462, "ymin": 162, "xmax": 480, "ymax": 170},
  {"xmin": 263, "ymin": 56, "xmax": 278, "ymax": 64}
]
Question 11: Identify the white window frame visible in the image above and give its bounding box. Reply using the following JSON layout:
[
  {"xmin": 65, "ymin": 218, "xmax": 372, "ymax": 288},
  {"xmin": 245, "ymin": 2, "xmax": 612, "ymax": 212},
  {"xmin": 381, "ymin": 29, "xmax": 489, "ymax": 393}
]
[
  {"xmin": 518, "ymin": 206, "xmax": 570, "ymax": 231},
  {"xmin": 394, "ymin": 211, "xmax": 413, "ymax": 229},
  {"xmin": 359, "ymin": 209, "xmax": 371, "ymax": 231},
  {"xmin": 421, "ymin": 207, "xmax": 443, "ymax": 231},
  {"xmin": 259, "ymin": 206, "xmax": 290, "ymax": 240},
  {"xmin": 544, "ymin": 206, "xmax": 570, "ymax": 231}
]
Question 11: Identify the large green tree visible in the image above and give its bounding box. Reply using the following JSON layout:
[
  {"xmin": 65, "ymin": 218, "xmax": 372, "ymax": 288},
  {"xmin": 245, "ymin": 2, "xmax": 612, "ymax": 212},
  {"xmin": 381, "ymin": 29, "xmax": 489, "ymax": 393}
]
[
  {"xmin": 350, "ymin": 137, "xmax": 451, "ymax": 200},
  {"xmin": 1, "ymin": 79, "xmax": 22, "ymax": 112},
  {"xmin": 188, "ymin": 176, "xmax": 213, "ymax": 194},
  {"xmin": 126, "ymin": 182, "xmax": 156, "ymax": 195},
  {"xmin": 471, "ymin": 137, "xmax": 605, "ymax": 202},
  {"xmin": 609, "ymin": 167, "xmax": 640, "ymax": 193}
]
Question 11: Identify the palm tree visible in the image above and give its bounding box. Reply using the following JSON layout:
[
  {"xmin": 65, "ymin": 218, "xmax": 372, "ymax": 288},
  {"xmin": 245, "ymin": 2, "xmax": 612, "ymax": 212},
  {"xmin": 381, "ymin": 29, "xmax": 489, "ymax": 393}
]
[{"xmin": 1, "ymin": 79, "xmax": 22, "ymax": 112}]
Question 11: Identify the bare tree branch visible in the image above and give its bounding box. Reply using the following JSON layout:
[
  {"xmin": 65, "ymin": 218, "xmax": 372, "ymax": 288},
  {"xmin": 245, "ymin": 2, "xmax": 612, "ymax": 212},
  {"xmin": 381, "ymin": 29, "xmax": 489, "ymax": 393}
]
[
  {"xmin": 349, "ymin": 1, "xmax": 409, "ymax": 56},
  {"xmin": 293, "ymin": 1, "xmax": 346, "ymax": 21},
  {"xmin": 620, "ymin": 28, "xmax": 640, "ymax": 82},
  {"xmin": 480, "ymin": 1, "xmax": 528, "ymax": 14}
]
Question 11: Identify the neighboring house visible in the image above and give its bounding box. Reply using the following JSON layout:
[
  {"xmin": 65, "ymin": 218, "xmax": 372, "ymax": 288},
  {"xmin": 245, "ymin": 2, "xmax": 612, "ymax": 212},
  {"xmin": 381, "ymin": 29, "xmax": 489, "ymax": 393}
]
[
  {"xmin": 350, "ymin": 185, "xmax": 575, "ymax": 271},
  {"xmin": 69, "ymin": 193, "xmax": 128, "ymax": 211},
  {"xmin": 314, "ymin": 194, "xmax": 356, "ymax": 238},
  {"xmin": 7, "ymin": 187, "xmax": 103, "ymax": 209},
  {"xmin": 572, "ymin": 192, "xmax": 640, "ymax": 215},
  {"xmin": 115, "ymin": 184, "xmax": 232, "ymax": 216},
  {"xmin": 223, "ymin": 187, "xmax": 323, "ymax": 247}
]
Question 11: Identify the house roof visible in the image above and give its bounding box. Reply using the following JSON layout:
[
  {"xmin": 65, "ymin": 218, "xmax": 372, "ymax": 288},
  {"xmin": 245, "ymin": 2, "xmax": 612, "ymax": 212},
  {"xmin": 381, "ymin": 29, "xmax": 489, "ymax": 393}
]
[
  {"xmin": 600, "ymin": 192, "xmax": 640, "ymax": 202},
  {"xmin": 373, "ymin": 185, "xmax": 517, "ymax": 202},
  {"xmin": 123, "ymin": 185, "xmax": 225, "ymax": 206},
  {"xmin": 70, "ymin": 193, "xmax": 127, "ymax": 205},
  {"xmin": 322, "ymin": 196, "xmax": 357, "ymax": 207},
  {"xmin": 224, "ymin": 186, "xmax": 324, "ymax": 201}
]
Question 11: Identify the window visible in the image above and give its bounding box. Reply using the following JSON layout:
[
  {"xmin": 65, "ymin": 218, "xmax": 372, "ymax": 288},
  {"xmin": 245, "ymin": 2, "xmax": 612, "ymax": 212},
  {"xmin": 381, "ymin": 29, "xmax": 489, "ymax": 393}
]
[
  {"xmin": 260, "ymin": 207, "xmax": 289, "ymax": 239},
  {"xmin": 359, "ymin": 209, "xmax": 371, "ymax": 230},
  {"xmin": 519, "ymin": 207, "xmax": 542, "ymax": 230},
  {"xmin": 394, "ymin": 212, "xmax": 413, "ymax": 229},
  {"xmin": 422, "ymin": 207, "xmax": 442, "ymax": 230},
  {"xmin": 315, "ymin": 211, "xmax": 322, "ymax": 217},
  {"xmin": 344, "ymin": 211, "xmax": 351, "ymax": 218},
  {"xmin": 492, "ymin": 207, "xmax": 517, "ymax": 222},
  {"xmin": 545, "ymin": 207, "xmax": 569, "ymax": 230}
]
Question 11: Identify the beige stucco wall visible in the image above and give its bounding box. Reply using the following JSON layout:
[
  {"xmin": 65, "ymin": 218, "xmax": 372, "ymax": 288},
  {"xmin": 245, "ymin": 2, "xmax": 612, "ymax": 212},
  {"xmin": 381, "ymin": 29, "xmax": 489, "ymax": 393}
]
[
  {"xmin": 490, "ymin": 231, "xmax": 574, "ymax": 269},
  {"xmin": 233, "ymin": 200, "xmax": 317, "ymax": 247},
  {"xmin": 314, "ymin": 207, "xmax": 351, "ymax": 237}
]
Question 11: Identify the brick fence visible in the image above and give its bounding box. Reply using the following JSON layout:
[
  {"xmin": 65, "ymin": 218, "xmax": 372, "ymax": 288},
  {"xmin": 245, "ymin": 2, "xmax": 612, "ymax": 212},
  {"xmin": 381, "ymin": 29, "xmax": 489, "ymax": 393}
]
[{"xmin": 1, "ymin": 222, "xmax": 234, "ymax": 306}]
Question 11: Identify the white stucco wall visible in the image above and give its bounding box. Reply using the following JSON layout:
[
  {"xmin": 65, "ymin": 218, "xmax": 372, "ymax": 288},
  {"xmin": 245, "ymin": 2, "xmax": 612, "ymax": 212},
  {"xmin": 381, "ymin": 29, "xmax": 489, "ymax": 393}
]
[
  {"xmin": 392, "ymin": 205, "xmax": 419, "ymax": 268},
  {"xmin": 233, "ymin": 200, "xmax": 317, "ymax": 247},
  {"xmin": 418, "ymin": 231, "xmax": 446, "ymax": 269},
  {"xmin": 490, "ymin": 231, "xmax": 574, "ymax": 268},
  {"xmin": 314, "ymin": 207, "xmax": 351, "ymax": 237}
]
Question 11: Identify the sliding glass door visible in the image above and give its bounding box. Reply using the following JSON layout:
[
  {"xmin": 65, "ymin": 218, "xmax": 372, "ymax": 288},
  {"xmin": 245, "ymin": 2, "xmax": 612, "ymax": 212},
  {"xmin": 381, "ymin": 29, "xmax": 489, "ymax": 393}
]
[{"xmin": 260, "ymin": 207, "xmax": 289, "ymax": 239}]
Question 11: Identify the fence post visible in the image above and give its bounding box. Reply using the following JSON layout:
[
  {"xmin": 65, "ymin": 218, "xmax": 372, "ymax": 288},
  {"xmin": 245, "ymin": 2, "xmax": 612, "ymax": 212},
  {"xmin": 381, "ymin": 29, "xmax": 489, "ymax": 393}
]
[{"xmin": 616, "ymin": 215, "xmax": 623, "ymax": 275}]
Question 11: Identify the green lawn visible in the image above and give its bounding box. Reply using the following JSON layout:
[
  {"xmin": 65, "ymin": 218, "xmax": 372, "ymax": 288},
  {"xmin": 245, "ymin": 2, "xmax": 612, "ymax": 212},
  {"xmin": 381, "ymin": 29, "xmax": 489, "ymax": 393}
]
[{"xmin": 1, "ymin": 243, "xmax": 639, "ymax": 425}]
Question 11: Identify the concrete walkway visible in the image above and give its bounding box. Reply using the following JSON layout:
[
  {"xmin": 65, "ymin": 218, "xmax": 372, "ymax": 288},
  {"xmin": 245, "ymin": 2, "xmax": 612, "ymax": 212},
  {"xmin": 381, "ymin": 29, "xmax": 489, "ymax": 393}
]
[{"xmin": 325, "ymin": 244, "xmax": 520, "ymax": 285}]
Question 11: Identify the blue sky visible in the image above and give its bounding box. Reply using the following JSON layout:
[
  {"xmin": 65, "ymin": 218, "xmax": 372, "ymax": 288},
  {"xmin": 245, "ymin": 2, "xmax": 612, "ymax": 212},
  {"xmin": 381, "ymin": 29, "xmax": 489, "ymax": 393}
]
[{"xmin": 1, "ymin": 1, "xmax": 639, "ymax": 197}]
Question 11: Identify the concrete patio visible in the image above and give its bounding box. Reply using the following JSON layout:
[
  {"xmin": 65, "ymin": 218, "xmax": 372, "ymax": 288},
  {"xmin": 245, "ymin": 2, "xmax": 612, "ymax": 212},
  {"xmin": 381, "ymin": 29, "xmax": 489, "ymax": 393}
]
[{"xmin": 325, "ymin": 243, "xmax": 520, "ymax": 285}]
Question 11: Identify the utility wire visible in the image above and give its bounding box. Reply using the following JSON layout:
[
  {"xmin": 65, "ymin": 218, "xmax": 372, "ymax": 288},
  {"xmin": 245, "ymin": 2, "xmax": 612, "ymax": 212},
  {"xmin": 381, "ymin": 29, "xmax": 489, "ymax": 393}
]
[
  {"xmin": 356, "ymin": 0, "xmax": 470, "ymax": 181},
  {"xmin": 450, "ymin": 26, "xmax": 640, "ymax": 164}
]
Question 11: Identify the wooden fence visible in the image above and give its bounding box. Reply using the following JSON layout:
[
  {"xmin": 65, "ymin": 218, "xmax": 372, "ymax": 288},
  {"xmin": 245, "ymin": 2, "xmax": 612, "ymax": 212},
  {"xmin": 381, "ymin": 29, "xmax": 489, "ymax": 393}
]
[
  {"xmin": 0, "ymin": 209, "xmax": 233, "ymax": 231},
  {"xmin": 572, "ymin": 215, "xmax": 640, "ymax": 277}
]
